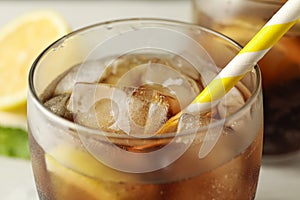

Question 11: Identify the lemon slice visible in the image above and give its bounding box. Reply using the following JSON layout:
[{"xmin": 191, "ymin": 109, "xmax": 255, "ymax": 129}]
[
  {"xmin": 45, "ymin": 147, "xmax": 127, "ymax": 200},
  {"xmin": 0, "ymin": 10, "xmax": 70, "ymax": 110},
  {"xmin": 45, "ymin": 154, "xmax": 114, "ymax": 200},
  {"xmin": 45, "ymin": 146, "xmax": 162, "ymax": 199},
  {"xmin": 0, "ymin": 110, "xmax": 27, "ymax": 130}
]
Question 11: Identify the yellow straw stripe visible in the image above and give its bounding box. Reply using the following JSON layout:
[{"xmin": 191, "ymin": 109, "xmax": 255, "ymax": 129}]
[
  {"xmin": 192, "ymin": 76, "xmax": 243, "ymax": 103},
  {"xmin": 191, "ymin": 20, "xmax": 298, "ymax": 105},
  {"xmin": 239, "ymin": 20, "xmax": 297, "ymax": 54}
]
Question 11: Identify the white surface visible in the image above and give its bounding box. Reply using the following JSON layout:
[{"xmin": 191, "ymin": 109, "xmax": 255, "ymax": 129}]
[
  {"xmin": 0, "ymin": 0, "xmax": 191, "ymax": 30},
  {"xmin": 258, "ymin": 157, "xmax": 300, "ymax": 200},
  {"xmin": 0, "ymin": 157, "xmax": 38, "ymax": 200},
  {"xmin": 0, "ymin": 1, "xmax": 299, "ymax": 200}
]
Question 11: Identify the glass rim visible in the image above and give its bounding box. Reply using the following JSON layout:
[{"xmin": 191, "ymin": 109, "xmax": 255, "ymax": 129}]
[
  {"xmin": 246, "ymin": 0, "xmax": 286, "ymax": 5},
  {"xmin": 28, "ymin": 18, "xmax": 262, "ymax": 139}
]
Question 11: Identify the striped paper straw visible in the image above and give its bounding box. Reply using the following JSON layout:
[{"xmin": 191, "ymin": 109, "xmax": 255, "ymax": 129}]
[{"xmin": 159, "ymin": 0, "xmax": 300, "ymax": 133}]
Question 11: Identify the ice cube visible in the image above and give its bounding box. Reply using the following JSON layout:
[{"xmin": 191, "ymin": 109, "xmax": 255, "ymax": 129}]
[
  {"xmin": 177, "ymin": 107, "xmax": 219, "ymax": 133},
  {"xmin": 217, "ymin": 87, "xmax": 245, "ymax": 119},
  {"xmin": 217, "ymin": 85, "xmax": 254, "ymax": 138},
  {"xmin": 67, "ymin": 83, "xmax": 125, "ymax": 133},
  {"xmin": 176, "ymin": 108, "xmax": 222, "ymax": 159},
  {"xmin": 176, "ymin": 86, "xmax": 248, "ymax": 158},
  {"xmin": 67, "ymin": 83, "xmax": 180, "ymax": 136},
  {"xmin": 115, "ymin": 62, "xmax": 199, "ymax": 108},
  {"xmin": 54, "ymin": 60, "xmax": 109, "ymax": 95},
  {"xmin": 127, "ymin": 85, "xmax": 179, "ymax": 137},
  {"xmin": 44, "ymin": 93, "xmax": 72, "ymax": 120}
]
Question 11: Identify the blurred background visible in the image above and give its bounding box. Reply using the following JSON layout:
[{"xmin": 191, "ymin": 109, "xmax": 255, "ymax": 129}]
[
  {"xmin": 0, "ymin": 0, "xmax": 191, "ymax": 30},
  {"xmin": 0, "ymin": 0, "xmax": 299, "ymax": 200}
]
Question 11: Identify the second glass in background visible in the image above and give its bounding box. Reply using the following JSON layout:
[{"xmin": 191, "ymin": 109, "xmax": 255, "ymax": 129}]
[{"xmin": 192, "ymin": 0, "xmax": 300, "ymax": 159}]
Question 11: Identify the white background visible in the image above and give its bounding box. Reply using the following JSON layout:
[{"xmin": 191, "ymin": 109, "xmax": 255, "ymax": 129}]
[{"xmin": 0, "ymin": 1, "xmax": 299, "ymax": 199}]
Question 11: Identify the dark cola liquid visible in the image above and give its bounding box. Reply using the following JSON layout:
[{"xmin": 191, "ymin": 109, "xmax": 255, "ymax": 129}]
[
  {"xmin": 263, "ymin": 78, "xmax": 300, "ymax": 155},
  {"xmin": 30, "ymin": 54, "xmax": 263, "ymax": 200}
]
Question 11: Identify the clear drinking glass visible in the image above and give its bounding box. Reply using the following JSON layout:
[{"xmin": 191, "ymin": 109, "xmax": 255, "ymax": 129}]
[
  {"xmin": 192, "ymin": 0, "xmax": 300, "ymax": 159},
  {"xmin": 28, "ymin": 19, "xmax": 263, "ymax": 200}
]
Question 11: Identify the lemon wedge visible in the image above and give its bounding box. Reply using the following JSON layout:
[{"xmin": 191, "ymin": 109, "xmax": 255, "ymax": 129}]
[{"xmin": 0, "ymin": 10, "xmax": 70, "ymax": 110}]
